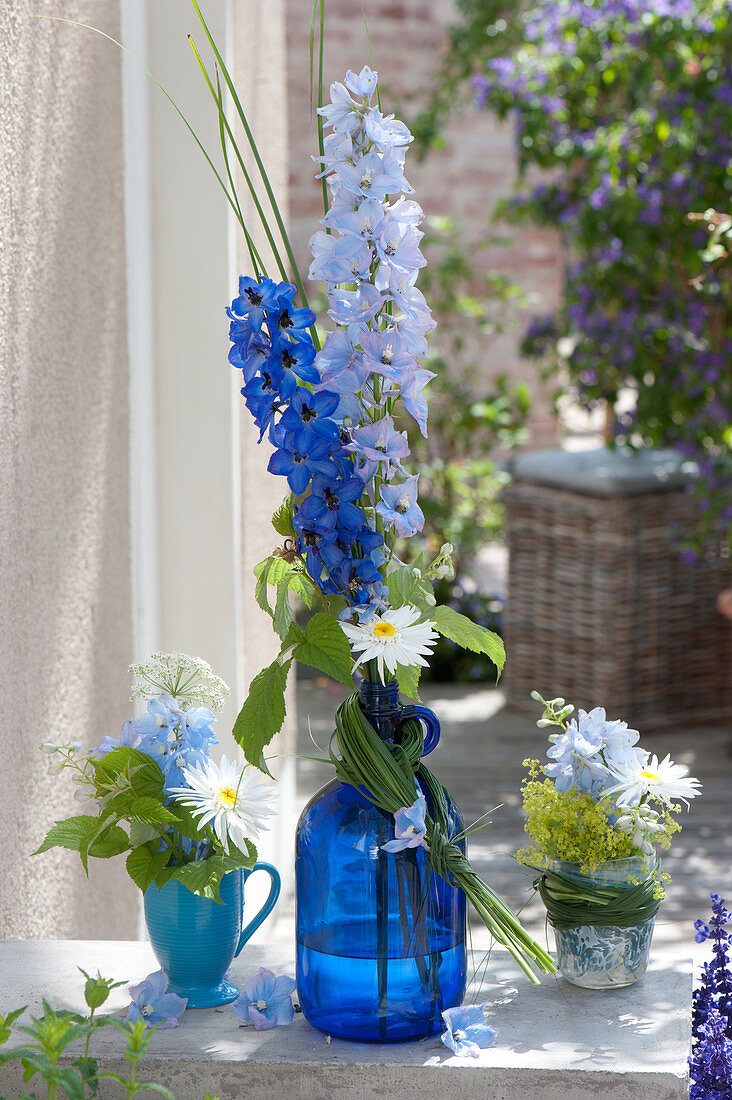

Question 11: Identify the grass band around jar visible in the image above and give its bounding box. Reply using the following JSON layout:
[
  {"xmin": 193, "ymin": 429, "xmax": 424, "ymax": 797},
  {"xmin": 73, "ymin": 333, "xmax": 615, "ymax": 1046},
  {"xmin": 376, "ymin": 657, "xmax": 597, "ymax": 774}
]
[{"xmin": 534, "ymin": 860, "xmax": 663, "ymax": 932}]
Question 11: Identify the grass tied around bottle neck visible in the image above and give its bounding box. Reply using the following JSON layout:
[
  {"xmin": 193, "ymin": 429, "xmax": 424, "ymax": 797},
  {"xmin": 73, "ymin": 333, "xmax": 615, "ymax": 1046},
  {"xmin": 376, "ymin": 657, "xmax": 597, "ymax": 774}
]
[
  {"xmin": 534, "ymin": 861, "xmax": 663, "ymax": 931},
  {"xmin": 329, "ymin": 690, "xmax": 555, "ymax": 983}
]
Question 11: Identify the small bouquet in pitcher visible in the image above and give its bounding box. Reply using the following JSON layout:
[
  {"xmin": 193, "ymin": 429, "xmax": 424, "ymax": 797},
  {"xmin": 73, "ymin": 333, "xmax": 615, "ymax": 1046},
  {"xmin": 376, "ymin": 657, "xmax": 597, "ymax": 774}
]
[
  {"xmin": 36, "ymin": 652, "xmax": 276, "ymax": 901},
  {"xmin": 519, "ymin": 691, "xmax": 701, "ymax": 987}
]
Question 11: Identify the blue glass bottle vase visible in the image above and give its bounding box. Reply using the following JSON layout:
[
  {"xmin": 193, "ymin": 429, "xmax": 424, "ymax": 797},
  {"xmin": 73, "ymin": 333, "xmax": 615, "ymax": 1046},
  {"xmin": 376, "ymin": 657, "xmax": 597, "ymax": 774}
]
[{"xmin": 295, "ymin": 681, "xmax": 466, "ymax": 1042}]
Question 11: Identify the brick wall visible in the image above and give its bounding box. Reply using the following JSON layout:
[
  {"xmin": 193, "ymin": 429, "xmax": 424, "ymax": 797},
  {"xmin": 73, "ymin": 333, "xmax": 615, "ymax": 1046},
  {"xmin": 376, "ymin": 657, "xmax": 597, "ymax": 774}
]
[{"xmin": 284, "ymin": 0, "xmax": 562, "ymax": 448}]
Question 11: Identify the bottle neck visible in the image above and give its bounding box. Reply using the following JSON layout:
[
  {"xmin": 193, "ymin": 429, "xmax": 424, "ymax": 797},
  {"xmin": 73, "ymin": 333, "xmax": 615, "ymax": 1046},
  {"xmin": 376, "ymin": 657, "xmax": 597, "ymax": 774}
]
[{"xmin": 358, "ymin": 680, "xmax": 400, "ymax": 744}]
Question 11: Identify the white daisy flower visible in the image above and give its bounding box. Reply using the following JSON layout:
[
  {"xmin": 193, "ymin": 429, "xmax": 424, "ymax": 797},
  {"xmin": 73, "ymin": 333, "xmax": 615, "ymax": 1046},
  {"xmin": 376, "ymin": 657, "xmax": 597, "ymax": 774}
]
[
  {"xmin": 340, "ymin": 604, "xmax": 438, "ymax": 681},
  {"xmin": 168, "ymin": 755, "xmax": 277, "ymax": 854},
  {"xmin": 605, "ymin": 751, "xmax": 701, "ymax": 808}
]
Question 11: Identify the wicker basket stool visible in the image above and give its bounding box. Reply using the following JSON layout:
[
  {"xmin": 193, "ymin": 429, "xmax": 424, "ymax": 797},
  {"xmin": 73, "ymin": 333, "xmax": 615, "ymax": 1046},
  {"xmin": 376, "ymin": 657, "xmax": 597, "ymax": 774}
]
[{"xmin": 502, "ymin": 447, "xmax": 732, "ymax": 729}]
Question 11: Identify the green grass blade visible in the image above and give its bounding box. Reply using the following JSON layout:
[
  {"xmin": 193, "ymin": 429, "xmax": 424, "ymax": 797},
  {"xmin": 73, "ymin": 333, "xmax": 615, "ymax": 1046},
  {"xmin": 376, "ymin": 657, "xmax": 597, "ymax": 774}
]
[
  {"xmin": 188, "ymin": 35, "xmax": 289, "ymax": 283},
  {"xmin": 317, "ymin": 0, "xmax": 330, "ymax": 221},
  {"xmin": 214, "ymin": 69, "xmax": 265, "ymax": 280},
  {"xmin": 190, "ymin": 1, "xmax": 314, "ymax": 320},
  {"xmin": 28, "ymin": 16, "xmax": 249, "ymax": 250},
  {"xmin": 360, "ymin": 0, "xmax": 382, "ymax": 112}
]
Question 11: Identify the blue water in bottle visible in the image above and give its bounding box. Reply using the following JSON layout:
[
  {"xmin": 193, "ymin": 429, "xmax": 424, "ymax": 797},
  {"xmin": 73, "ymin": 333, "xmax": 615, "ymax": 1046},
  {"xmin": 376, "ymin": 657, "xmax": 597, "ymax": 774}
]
[{"xmin": 295, "ymin": 681, "xmax": 466, "ymax": 1042}]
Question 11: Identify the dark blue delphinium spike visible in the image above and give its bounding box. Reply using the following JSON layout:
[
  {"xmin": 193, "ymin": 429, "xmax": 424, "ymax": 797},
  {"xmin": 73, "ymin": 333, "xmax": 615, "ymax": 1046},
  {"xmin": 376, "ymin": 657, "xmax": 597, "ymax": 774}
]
[
  {"xmin": 690, "ymin": 894, "xmax": 732, "ymax": 1097},
  {"xmin": 689, "ymin": 1008, "xmax": 732, "ymax": 1100}
]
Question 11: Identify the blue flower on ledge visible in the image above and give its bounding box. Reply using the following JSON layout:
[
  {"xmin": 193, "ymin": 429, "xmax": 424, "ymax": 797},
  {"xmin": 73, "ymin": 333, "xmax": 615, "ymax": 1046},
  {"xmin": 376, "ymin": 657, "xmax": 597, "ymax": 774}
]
[
  {"xmin": 440, "ymin": 1004, "xmax": 497, "ymax": 1058},
  {"xmin": 233, "ymin": 968, "xmax": 296, "ymax": 1031},
  {"xmin": 126, "ymin": 970, "xmax": 187, "ymax": 1030}
]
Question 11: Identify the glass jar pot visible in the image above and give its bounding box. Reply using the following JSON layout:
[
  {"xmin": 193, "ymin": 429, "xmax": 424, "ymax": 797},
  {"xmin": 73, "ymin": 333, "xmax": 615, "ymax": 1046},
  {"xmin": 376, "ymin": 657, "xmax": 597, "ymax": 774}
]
[
  {"xmin": 295, "ymin": 681, "xmax": 466, "ymax": 1041},
  {"xmin": 548, "ymin": 857, "xmax": 657, "ymax": 990}
]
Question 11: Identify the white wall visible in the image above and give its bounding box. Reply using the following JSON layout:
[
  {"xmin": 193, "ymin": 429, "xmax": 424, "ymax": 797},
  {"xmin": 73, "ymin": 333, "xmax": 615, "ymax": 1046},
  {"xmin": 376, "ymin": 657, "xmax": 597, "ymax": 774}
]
[{"xmin": 0, "ymin": 0, "xmax": 295, "ymax": 938}]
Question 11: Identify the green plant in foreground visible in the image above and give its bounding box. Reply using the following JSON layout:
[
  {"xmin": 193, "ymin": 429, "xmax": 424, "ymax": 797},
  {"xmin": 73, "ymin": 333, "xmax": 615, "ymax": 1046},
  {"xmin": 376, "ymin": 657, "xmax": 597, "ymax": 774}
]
[{"xmin": 0, "ymin": 970, "xmax": 177, "ymax": 1100}]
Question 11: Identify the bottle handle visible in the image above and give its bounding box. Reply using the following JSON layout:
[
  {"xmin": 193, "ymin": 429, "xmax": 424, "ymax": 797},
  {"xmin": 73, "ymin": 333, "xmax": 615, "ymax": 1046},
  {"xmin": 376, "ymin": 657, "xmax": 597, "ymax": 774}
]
[
  {"xmin": 235, "ymin": 862, "xmax": 281, "ymax": 957},
  {"xmin": 398, "ymin": 705, "xmax": 441, "ymax": 757}
]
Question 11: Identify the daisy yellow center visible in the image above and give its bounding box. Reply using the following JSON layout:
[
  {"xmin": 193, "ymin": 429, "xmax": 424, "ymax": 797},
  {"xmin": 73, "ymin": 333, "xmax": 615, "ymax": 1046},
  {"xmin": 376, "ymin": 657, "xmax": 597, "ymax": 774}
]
[
  {"xmin": 641, "ymin": 769, "xmax": 660, "ymax": 782},
  {"xmin": 218, "ymin": 785, "xmax": 238, "ymax": 808},
  {"xmin": 373, "ymin": 621, "xmax": 397, "ymax": 639}
]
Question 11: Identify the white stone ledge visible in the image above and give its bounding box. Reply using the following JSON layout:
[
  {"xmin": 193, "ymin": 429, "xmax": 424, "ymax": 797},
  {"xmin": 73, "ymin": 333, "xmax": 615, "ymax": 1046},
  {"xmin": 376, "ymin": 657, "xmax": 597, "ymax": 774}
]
[{"xmin": 0, "ymin": 940, "xmax": 690, "ymax": 1099}]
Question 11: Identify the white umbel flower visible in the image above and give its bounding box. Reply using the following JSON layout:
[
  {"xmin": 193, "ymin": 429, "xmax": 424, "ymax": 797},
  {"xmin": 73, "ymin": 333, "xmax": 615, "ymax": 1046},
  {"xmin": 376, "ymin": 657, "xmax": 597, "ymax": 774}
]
[
  {"xmin": 340, "ymin": 604, "xmax": 438, "ymax": 681},
  {"xmin": 168, "ymin": 755, "xmax": 276, "ymax": 854},
  {"xmin": 605, "ymin": 751, "xmax": 701, "ymax": 808}
]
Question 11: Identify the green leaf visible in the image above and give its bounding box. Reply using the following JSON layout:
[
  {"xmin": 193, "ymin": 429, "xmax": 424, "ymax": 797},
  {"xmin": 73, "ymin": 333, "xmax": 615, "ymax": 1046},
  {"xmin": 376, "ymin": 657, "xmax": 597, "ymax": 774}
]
[
  {"xmin": 129, "ymin": 821, "xmax": 159, "ymax": 847},
  {"xmin": 271, "ymin": 496, "xmax": 295, "ymax": 537},
  {"xmin": 386, "ymin": 566, "xmax": 432, "ymax": 613},
  {"xmin": 232, "ymin": 657, "xmax": 290, "ymax": 771},
  {"xmin": 34, "ymin": 817, "xmax": 129, "ymax": 862},
  {"xmin": 133, "ymin": 1084, "xmax": 177, "ymax": 1099},
  {"xmin": 0, "ymin": 1006, "xmax": 26, "ymax": 1037},
  {"xmin": 79, "ymin": 813, "xmax": 125, "ymax": 875},
  {"xmin": 127, "ymin": 797, "xmax": 179, "ymax": 826},
  {"xmin": 168, "ymin": 848, "xmax": 256, "ymax": 902},
  {"xmin": 72, "ymin": 1056, "xmax": 99, "ymax": 1093},
  {"xmin": 293, "ymin": 612, "xmax": 353, "ymax": 687},
  {"xmin": 56, "ymin": 1067, "xmax": 85, "ymax": 1100},
  {"xmin": 126, "ymin": 846, "xmax": 171, "ymax": 894},
  {"xmin": 254, "ymin": 556, "xmax": 275, "ymax": 616},
  {"xmin": 273, "ymin": 578, "xmax": 294, "ymax": 640},
  {"xmin": 287, "ymin": 569, "xmax": 317, "ymax": 609},
  {"xmin": 430, "ymin": 605, "xmax": 506, "ymax": 676},
  {"xmin": 396, "ymin": 663, "xmax": 422, "ymax": 701},
  {"xmin": 93, "ymin": 748, "xmax": 165, "ymax": 801},
  {"xmin": 163, "ymin": 803, "xmax": 206, "ymax": 842}
]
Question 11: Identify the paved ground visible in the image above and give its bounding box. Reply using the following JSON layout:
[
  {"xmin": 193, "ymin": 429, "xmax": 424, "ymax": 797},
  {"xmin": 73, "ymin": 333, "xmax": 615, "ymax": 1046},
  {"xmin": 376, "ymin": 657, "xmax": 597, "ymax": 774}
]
[{"xmin": 271, "ymin": 678, "xmax": 732, "ymax": 964}]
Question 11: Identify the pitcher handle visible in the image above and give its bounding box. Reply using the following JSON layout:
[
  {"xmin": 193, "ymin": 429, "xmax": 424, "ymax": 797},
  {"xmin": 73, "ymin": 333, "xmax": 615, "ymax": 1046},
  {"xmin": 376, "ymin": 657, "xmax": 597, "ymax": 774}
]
[
  {"xmin": 399, "ymin": 704, "xmax": 441, "ymax": 757},
  {"xmin": 235, "ymin": 862, "xmax": 281, "ymax": 957}
]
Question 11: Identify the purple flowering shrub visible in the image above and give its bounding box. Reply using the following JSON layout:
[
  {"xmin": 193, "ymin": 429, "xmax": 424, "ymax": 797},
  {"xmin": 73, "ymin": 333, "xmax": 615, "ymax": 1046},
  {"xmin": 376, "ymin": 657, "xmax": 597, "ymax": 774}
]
[
  {"xmin": 690, "ymin": 893, "xmax": 732, "ymax": 1098},
  {"xmin": 471, "ymin": 0, "xmax": 732, "ymax": 553}
]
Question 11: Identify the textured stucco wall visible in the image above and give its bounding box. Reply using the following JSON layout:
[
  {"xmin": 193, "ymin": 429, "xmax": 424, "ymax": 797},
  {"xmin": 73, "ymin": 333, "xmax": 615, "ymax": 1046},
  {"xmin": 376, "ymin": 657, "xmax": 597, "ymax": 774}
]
[{"xmin": 0, "ymin": 1, "xmax": 138, "ymax": 937}]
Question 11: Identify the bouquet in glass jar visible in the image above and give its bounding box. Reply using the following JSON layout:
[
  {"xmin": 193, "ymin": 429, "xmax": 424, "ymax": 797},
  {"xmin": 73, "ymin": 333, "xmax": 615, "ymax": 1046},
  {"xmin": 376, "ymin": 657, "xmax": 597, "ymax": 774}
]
[
  {"xmin": 169, "ymin": 0, "xmax": 556, "ymax": 1040},
  {"xmin": 519, "ymin": 692, "xmax": 702, "ymax": 988}
]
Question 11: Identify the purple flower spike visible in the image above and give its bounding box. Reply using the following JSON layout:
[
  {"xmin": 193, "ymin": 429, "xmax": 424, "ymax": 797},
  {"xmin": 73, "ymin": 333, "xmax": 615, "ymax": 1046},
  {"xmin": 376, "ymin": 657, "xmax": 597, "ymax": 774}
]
[
  {"xmin": 126, "ymin": 970, "xmax": 187, "ymax": 1030},
  {"xmin": 440, "ymin": 1004, "xmax": 497, "ymax": 1058},
  {"xmin": 233, "ymin": 968, "xmax": 297, "ymax": 1031},
  {"xmin": 381, "ymin": 793, "xmax": 429, "ymax": 853}
]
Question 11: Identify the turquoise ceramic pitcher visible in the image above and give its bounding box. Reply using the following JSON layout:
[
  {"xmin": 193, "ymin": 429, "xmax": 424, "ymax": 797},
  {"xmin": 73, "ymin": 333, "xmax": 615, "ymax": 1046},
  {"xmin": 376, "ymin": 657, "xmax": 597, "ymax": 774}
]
[{"xmin": 144, "ymin": 864, "xmax": 280, "ymax": 1007}]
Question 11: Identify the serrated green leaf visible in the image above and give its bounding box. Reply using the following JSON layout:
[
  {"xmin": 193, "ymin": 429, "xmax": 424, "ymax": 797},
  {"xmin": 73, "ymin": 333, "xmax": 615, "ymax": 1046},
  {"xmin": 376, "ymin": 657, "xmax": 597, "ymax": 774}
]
[
  {"xmin": 386, "ymin": 566, "xmax": 432, "ymax": 612},
  {"xmin": 129, "ymin": 821, "xmax": 159, "ymax": 847},
  {"xmin": 271, "ymin": 496, "xmax": 295, "ymax": 537},
  {"xmin": 232, "ymin": 658, "xmax": 290, "ymax": 771},
  {"xmin": 93, "ymin": 749, "xmax": 165, "ymax": 801},
  {"xmin": 79, "ymin": 813, "xmax": 125, "ymax": 875},
  {"xmin": 168, "ymin": 848, "xmax": 256, "ymax": 902},
  {"xmin": 34, "ymin": 817, "xmax": 129, "ymax": 862},
  {"xmin": 290, "ymin": 570, "xmax": 317, "ymax": 608},
  {"xmin": 126, "ymin": 846, "xmax": 171, "ymax": 894},
  {"xmin": 56, "ymin": 1067, "xmax": 85, "ymax": 1100},
  {"xmin": 72, "ymin": 1056, "xmax": 99, "ymax": 1092},
  {"xmin": 127, "ymin": 797, "xmax": 179, "ymax": 826},
  {"xmin": 163, "ymin": 803, "xmax": 207, "ymax": 842},
  {"xmin": 273, "ymin": 578, "xmax": 294, "ymax": 639},
  {"xmin": 292, "ymin": 612, "xmax": 353, "ymax": 687},
  {"xmin": 396, "ymin": 663, "xmax": 422, "ymax": 701},
  {"xmin": 430, "ymin": 605, "xmax": 505, "ymax": 675}
]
